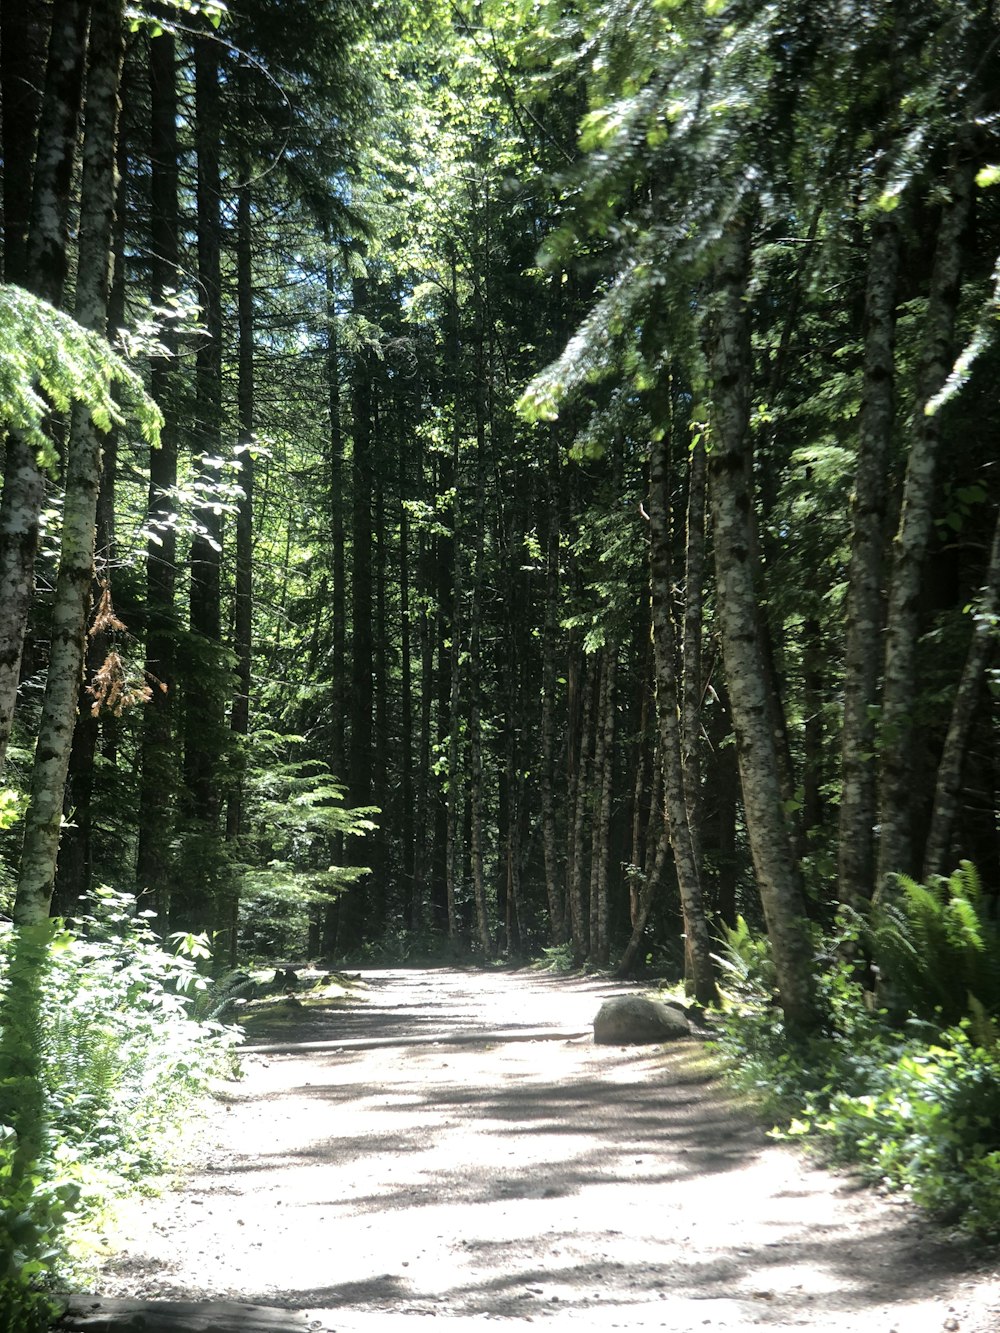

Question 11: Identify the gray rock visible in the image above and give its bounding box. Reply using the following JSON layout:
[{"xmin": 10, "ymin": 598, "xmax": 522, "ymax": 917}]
[{"xmin": 593, "ymin": 995, "xmax": 690, "ymax": 1045}]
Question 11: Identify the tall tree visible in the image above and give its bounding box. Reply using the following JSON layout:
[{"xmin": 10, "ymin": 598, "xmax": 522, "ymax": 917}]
[
  {"xmin": 0, "ymin": 0, "xmax": 90, "ymax": 779},
  {"xmin": 15, "ymin": 0, "xmax": 127, "ymax": 923}
]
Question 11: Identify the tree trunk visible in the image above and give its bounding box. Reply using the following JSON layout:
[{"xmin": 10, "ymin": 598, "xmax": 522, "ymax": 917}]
[
  {"xmin": 923, "ymin": 508, "xmax": 1000, "ymax": 879},
  {"xmin": 217, "ymin": 181, "xmax": 255, "ymax": 966},
  {"xmin": 321, "ymin": 254, "xmax": 345, "ymax": 955},
  {"xmin": 704, "ymin": 215, "xmax": 817, "ymax": 1032},
  {"xmin": 136, "ymin": 21, "xmax": 180, "ymax": 907},
  {"xmin": 877, "ymin": 151, "xmax": 975, "ymax": 896},
  {"xmin": 445, "ymin": 482, "xmax": 465, "ymax": 944},
  {"xmin": 588, "ymin": 648, "xmax": 617, "ymax": 967},
  {"xmin": 15, "ymin": 0, "xmax": 124, "ymax": 923},
  {"xmin": 0, "ymin": 0, "xmax": 89, "ymax": 779},
  {"xmin": 681, "ymin": 434, "xmax": 707, "ymax": 851},
  {"xmin": 838, "ymin": 213, "xmax": 900, "ymax": 907},
  {"xmin": 398, "ymin": 388, "xmax": 416, "ymax": 933},
  {"xmin": 467, "ymin": 381, "xmax": 491, "ymax": 958},
  {"xmin": 175, "ymin": 29, "xmax": 225, "ymax": 933},
  {"xmin": 52, "ymin": 97, "xmax": 130, "ymax": 915},
  {"xmin": 340, "ymin": 274, "xmax": 375, "ymax": 950},
  {"xmin": 0, "ymin": 0, "xmax": 46, "ymax": 284},
  {"xmin": 566, "ymin": 649, "xmax": 593, "ymax": 962},
  {"xmin": 649, "ymin": 426, "xmax": 718, "ymax": 1006},
  {"xmin": 539, "ymin": 430, "xmax": 566, "ymax": 942},
  {"xmin": 617, "ymin": 739, "xmax": 670, "ymax": 977}
]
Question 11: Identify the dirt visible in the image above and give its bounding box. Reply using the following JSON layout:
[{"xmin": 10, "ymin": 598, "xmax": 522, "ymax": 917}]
[{"xmin": 94, "ymin": 968, "xmax": 999, "ymax": 1331}]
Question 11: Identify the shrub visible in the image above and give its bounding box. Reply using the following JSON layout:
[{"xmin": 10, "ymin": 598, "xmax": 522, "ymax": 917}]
[
  {"xmin": 714, "ymin": 907, "xmax": 1000, "ymax": 1238},
  {"xmin": 0, "ymin": 888, "xmax": 239, "ymax": 1325}
]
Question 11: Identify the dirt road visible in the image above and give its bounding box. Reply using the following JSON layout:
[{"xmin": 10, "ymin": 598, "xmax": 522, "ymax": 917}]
[{"xmin": 95, "ymin": 968, "xmax": 998, "ymax": 1331}]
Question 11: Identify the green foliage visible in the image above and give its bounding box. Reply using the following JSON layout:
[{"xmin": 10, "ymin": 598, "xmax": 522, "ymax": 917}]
[
  {"xmin": 0, "ymin": 889, "xmax": 237, "ymax": 1321},
  {"xmin": 532, "ymin": 942, "xmax": 577, "ymax": 973},
  {"xmin": 235, "ymin": 733, "xmax": 376, "ymax": 957},
  {"xmin": 807, "ymin": 1026, "xmax": 1000, "ymax": 1235},
  {"xmin": 711, "ymin": 914, "xmax": 778, "ymax": 1001},
  {"xmin": 868, "ymin": 862, "xmax": 1000, "ymax": 1030},
  {"xmin": 714, "ymin": 913, "xmax": 1000, "ymax": 1237},
  {"xmin": 0, "ymin": 284, "xmax": 161, "ymax": 468}
]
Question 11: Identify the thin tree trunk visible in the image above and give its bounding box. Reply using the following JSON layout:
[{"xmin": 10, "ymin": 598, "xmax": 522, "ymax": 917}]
[
  {"xmin": 704, "ymin": 215, "xmax": 817, "ymax": 1031},
  {"xmin": 467, "ymin": 326, "xmax": 491, "ymax": 958},
  {"xmin": 539, "ymin": 430, "xmax": 566, "ymax": 942},
  {"xmin": 923, "ymin": 509, "xmax": 1000, "ymax": 879},
  {"xmin": 0, "ymin": 0, "xmax": 89, "ymax": 779},
  {"xmin": 566, "ymin": 651, "xmax": 593, "ymax": 963},
  {"xmin": 371, "ymin": 406, "xmax": 388, "ymax": 934},
  {"xmin": 0, "ymin": 0, "xmax": 46, "ymax": 284},
  {"xmin": 877, "ymin": 152, "xmax": 975, "ymax": 896},
  {"xmin": 180, "ymin": 30, "xmax": 225, "ymax": 900},
  {"xmin": 217, "ymin": 182, "xmax": 255, "ymax": 967},
  {"xmin": 681, "ymin": 431, "xmax": 707, "ymax": 828},
  {"xmin": 618, "ymin": 739, "xmax": 669, "ymax": 977},
  {"xmin": 52, "ymin": 95, "xmax": 129, "ymax": 914},
  {"xmin": 445, "ymin": 485, "xmax": 465, "ymax": 944},
  {"xmin": 136, "ymin": 20, "xmax": 179, "ymax": 905},
  {"xmin": 15, "ymin": 0, "xmax": 124, "ymax": 923},
  {"xmin": 227, "ymin": 186, "xmax": 254, "ymax": 840},
  {"xmin": 321, "ymin": 254, "xmax": 345, "ymax": 956},
  {"xmin": 588, "ymin": 649, "xmax": 617, "ymax": 966},
  {"xmin": 838, "ymin": 213, "xmax": 900, "ymax": 907},
  {"xmin": 398, "ymin": 390, "xmax": 416, "ymax": 933},
  {"xmin": 649, "ymin": 426, "xmax": 718, "ymax": 1006},
  {"xmin": 341, "ymin": 273, "xmax": 374, "ymax": 950},
  {"xmin": 629, "ymin": 641, "xmax": 653, "ymax": 921}
]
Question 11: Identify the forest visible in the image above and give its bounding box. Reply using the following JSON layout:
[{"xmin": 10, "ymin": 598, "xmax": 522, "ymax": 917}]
[{"xmin": 2, "ymin": 0, "xmax": 1000, "ymax": 1322}]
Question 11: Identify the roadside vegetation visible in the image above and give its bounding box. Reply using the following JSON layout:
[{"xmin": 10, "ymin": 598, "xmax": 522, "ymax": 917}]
[
  {"xmin": 0, "ymin": 888, "xmax": 238, "ymax": 1331},
  {"xmin": 713, "ymin": 864, "xmax": 1000, "ymax": 1240}
]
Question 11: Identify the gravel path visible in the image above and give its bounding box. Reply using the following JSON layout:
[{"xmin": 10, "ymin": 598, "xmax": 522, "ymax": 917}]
[{"xmin": 95, "ymin": 968, "xmax": 999, "ymax": 1331}]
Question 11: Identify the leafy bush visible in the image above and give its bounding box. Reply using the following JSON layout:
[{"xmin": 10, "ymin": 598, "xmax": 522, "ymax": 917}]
[
  {"xmin": 0, "ymin": 888, "xmax": 239, "ymax": 1324},
  {"xmin": 808, "ymin": 1025, "xmax": 1000, "ymax": 1235},
  {"xmin": 714, "ymin": 906, "xmax": 1000, "ymax": 1238}
]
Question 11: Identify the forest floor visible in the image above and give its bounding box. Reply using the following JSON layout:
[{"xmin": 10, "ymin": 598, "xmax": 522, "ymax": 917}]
[{"xmin": 89, "ymin": 967, "xmax": 999, "ymax": 1331}]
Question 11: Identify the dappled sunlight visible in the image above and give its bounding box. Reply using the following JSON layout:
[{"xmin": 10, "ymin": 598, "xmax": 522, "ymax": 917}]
[{"xmin": 95, "ymin": 971, "xmax": 997, "ymax": 1331}]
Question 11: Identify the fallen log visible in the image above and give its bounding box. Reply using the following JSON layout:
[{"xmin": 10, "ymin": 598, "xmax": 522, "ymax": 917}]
[{"xmin": 57, "ymin": 1296, "xmax": 310, "ymax": 1332}]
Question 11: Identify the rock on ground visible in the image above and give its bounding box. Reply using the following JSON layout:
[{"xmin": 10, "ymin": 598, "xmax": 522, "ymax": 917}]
[{"xmin": 593, "ymin": 993, "xmax": 690, "ymax": 1043}]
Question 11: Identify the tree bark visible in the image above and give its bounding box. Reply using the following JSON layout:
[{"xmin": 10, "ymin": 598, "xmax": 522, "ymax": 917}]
[
  {"xmin": 175, "ymin": 28, "xmax": 225, "ymax": 932},
  {"xmin": 0, "ymin": 0, "xmax": 89, "ymax": 779},
  {"xmin": 136, "ymin": 20, "xmax": 180, "ymax": 906},
  {"xmin": 877, "ymin": 152, "xmax": 975, "ymax": 896},
  {"xmin": 588, "ymin": 648, "xmax": 617, "ymax": 966},
  {"xmin": 681, "ymin": 433, "xmax": 707, "ymax": 851},
  {"xmin": 339, "ymin": 274, "xmax": 375, "ymax": 950},
  {"xmin": 923, "ymin": 509, "xmax": 1000, "ymax": 879},
  {"xmin": 0, "ymin": 0, "xmax": 47, "ymax": 285},
  {"xmin": 837, "ymin": 214, "xmax": 900, "ymax": 907},
  {"xmin": 566, "ymin": 649, "xmax": 593, "ymax": 963},
  {"xmin": 52, "ymin": 88, "xmax": 130, "ymax": 915},
  {"xmin": 704, "ymin": 215, "xmax": 817, "ymax": 1031},
  {"xmin": 649, "ymin": 426, "xmax": 718, "ymax": 1006},
  {"xmin": 539, "ymin": 428, "xmax": 566, "ymax": 942},
  {"xmin": 15, "ymin": 0, "xmax": 124, "ymax": 923}
]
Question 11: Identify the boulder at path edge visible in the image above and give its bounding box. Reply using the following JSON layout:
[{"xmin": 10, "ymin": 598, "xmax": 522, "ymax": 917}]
[{"xmin": 593, "ymin": 995, "xmax": 690, "ymax": 1044}]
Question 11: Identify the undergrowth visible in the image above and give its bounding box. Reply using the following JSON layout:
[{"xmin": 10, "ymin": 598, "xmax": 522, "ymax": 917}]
[
  {"xmin": 0, "ymin": 887, "xmax": 240, "ymax": 1330},
  {"xmin": 713, "ymin": 868, "xmax": 1000, "ymax": 1239}
]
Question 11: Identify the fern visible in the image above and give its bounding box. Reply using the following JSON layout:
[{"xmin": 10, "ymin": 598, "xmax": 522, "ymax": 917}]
[
  {"xmin": 870, "ymin": 862, "xmax": 1000, "ymax": 1027},
  {"xmin": 712, "ymin": 914, "xmax": 778, "ymax": 1000}
]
